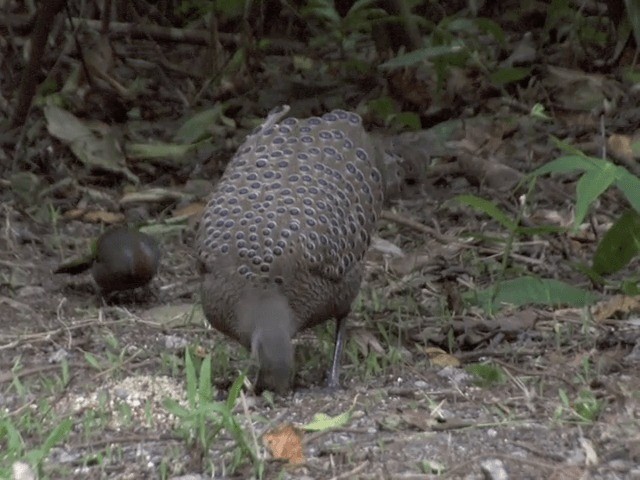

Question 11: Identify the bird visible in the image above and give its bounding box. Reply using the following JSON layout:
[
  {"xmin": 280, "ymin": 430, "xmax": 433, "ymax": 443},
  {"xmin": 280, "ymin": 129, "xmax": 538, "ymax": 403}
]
[
  {"xmin": 91, "ymin": 226, "xmax": 161, "ymax": 294},
  {"xmin": 55, "ymin": 226, "xmax": 161, "ymax": 295},
  {"xmin": 196, "ymin": 105, "xmax": 405, "ymax": 394}
]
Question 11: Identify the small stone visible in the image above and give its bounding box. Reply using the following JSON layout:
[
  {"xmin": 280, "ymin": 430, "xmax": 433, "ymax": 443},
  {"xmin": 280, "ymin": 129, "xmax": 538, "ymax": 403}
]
[
  {"xmin": 12, "ymin": 461, "xmax": 36, "ymax": 480},
  {"xmin": 480, "ymin": 458, "xmax": 508, "ymax": 480},
  {"xmin": 164, "ymin": 334, "xmax": 189, "ymax": 350},
  {"xmin": 48, "ymin": 348, "xmax": 69, "ymax": 363}
]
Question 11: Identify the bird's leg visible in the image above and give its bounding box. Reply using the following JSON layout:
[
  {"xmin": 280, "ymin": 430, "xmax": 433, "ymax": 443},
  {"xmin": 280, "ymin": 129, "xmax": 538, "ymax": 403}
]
[{"xmin": 327, "ymin": 314, "xmax": 348, "ymax": 389}]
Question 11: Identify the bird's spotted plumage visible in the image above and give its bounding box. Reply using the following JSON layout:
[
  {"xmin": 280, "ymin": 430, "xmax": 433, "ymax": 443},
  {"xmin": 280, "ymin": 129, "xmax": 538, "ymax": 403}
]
[{"xmin": 197, "ymin": 105, "xmax": 403, "ymax": 393}]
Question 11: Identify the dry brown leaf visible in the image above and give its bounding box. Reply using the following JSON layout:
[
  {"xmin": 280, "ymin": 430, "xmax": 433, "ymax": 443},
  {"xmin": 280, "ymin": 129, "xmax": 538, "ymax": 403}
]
[
  {"xmin": 607, "ymin": 133, "xmax": 640, "ymax": 175},
  {"xmin": 580, "ymin": 437, "xmax": 599, "ymax": 465},
  {"xmin": 388, "ymin": 253, "xmax": 431, "ymax": 276},
  {"xmin": 527, "ymin": 207, "xmax": 574, "ymax": 227},
  {"xmin": 141, "ymin": 303, "xmax": 204, "ymax": 328},
  {"xmin": 443, "ymin": 279, "xmax": 464, "ymax": 315},
  {"xmin": 351, "ymin": 328, "xmax": 386, "ymax": 356},
  {"xmin": 590, "ymin": 295, "xmax": 640, "ymax": 322},
  {"xmin": 194, "ymin": 345, "xmax": 207, "ymax": 358},
  {"xmin": 497, "ymin": 310, "xmax": 538, "ymax": 333},
  {"xmin": 44, "ymin": 106, "xmax": 137, "ymax": 183},
  {"xmin": 556, "ymin": 112, "xmax": 598, "ymax": 129},
  {"xmin": 545, "ymin": 66, "xmax": 623, "ymax": 113},
  {"xmin": 82, "ymin": 211, "xmax": 125, "ymax": 224},
  {"xmin": 429, "ymin": 417, "xmax": 475, "ymax": 431},
  {"xmin": 120, "ymin": 188, "xmax": 185, "ymax": 205},
  {"xmin": 608, "ymin": 134, "xmax": 634, "ymax": 163},
  {"xmin": 501, "ymin": 32, "xmax": 536, "ymax": 67},
  {"xmin": 63, "ymin": 208, "xmax": 88, "ymax": 220},
  {"xmin": 457, "ymin": 153, "xmax": 522, "ymax": 191},
  {"xmin": 172, "ymin": 202, "xmax": 205, "ymax": 221},
  {"xmin": 388, "ymin": 68, "xmax": 435, "ymax": 109},
  {"xmin": 548, "ymin": 466, "xmax": 588, "ymax": 480},
  {"xmin": 370, "ymin": 236, "xmax": 405, "ymax": 258},
  {"xmin": 84, "ymin": 33, "xmax": 132, "ymax": 99},
  {"xmin": 400, "ymin": 411, "xmax": 439, "ymax": 430},
  {"xmin": 263, "ymin": 424, "xmax": 305, "ymax": 465},
  {"xmin": 423, "ymin": 347, "xmax": 461, "ymax": 367}
]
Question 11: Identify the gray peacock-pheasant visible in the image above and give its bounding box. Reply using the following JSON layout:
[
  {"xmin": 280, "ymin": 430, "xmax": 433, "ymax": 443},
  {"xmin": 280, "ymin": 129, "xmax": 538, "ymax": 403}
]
[{"xmin": 196, "ymin": 105, "xmax": 406, "ymax": 394}]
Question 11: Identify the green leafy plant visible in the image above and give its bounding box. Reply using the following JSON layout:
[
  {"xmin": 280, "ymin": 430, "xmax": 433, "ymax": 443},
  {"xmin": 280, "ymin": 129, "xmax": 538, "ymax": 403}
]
[
  {"xmin": 301, "ymin": 401, "xmax": 355, "ymax": 432},
  {"xmin": 592, "ymin": 209, "xmax": 640, "ymax": 276},
  {"xmin": 530, "ymin": 103, "xmax": 553, "ymax": 121},
  {"xmin": 164, "ymin": 349, "xmax": 262, "ymax": 476},
  {"xmin": 530, "ymin": 142, "xmax": 640, "ymax": 286},
  {"xmin": 625, "ymin": 0, "xmax": 640, "ymax": 46},
  {"xmin": 457, "ymin": 138, "xmax": 640, "ymax": 311},
  {"xmin": 465, "ymin": 363, "xmax": 507, "ymax": 388},
  {"xmin": 420, "ymin": 459, "xmax": 446, "ymax": 474},
  {"xmin": 367, "ymin": 96, "xmax": 421, "ymax": 131},
  {"xmin": 529, "ymin": 140, "xmax": 640, "ymax": 227},
  {"xmin": 0, "ymin": 413, "xmax": 73, "ymax": 478},
  {"xmin": 177, "ymin": 0, "xmax": 245, "ymax": 22},
  {"xmin": 556, "ymin": 388, "xmax": 603, "ymax": 424},
  {"xmin": 456, "ymin": 191, "xmax": 595, "ymax": 312},
  {"xmin": 470, "ymin": 276, "xmax": 598, "ymax": 312},
  {"xmin": 302, "ymin": 0, "xmax": 387, "ymax": 54},
  {"xmin": 572, "ymin": 390, "xmax": 603, "ymax": 423},
  {"xmin": 379, "ymin": 13, "xmax": 517, "ymax": 90},
  {"xmin": 543, "ymin": 0, "xmax": 609, "ymax": 48}
]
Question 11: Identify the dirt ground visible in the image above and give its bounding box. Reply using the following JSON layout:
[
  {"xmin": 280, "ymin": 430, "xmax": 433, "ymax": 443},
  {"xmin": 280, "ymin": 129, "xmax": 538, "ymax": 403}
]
[
  {"xmin": 2, "ymin": 105, "xmax": 640, "ymax": 479},
  {"xmin": 3, "ymin": 2, "xmax": 640, "ymax": 478}
]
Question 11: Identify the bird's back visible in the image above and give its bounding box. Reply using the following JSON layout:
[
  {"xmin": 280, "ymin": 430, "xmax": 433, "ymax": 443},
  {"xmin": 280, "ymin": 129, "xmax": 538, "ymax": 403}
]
[{"xmin": 197, "ymin": 106, "xmax": 388, "ymax": 343}]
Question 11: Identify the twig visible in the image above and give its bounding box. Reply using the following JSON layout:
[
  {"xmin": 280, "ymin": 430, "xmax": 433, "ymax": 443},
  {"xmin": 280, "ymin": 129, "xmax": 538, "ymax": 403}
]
[
  {"xmin": 64, "ymin": 18, "xmax": 304, "ymax": 53},
  {"xmin": 66, "ymin": 17, "xmax": 230, "ymax": 45},
  {"xmin": 512, "ymin": 441, "xmax": 567, "ymax": 462},
  {"xmin": 330, "ymin": 460, "xmax": 369, "ymax": 480},
  {"xmin": 0, "ymin": 363, "xmax": 86, "ymax": 384},
  {"xmin": 492, "ymin": 358, "xmax": 577, "ymax": 392},
  {"xmin": 476, "ymin": 246, "xmax": 546, "ymax": 266},
  {"xmin": 380, "ymin": 210, "xmax": 453, "ymax": 244},
  {"xmin": 443, "ymin": 452, "xmax": 557, "ymax": 478},
  {"xmin": 11, "ymin": 0, "xmax": 66, "ymax": 127},
  {"xmin": 71, "ymin": 433, "xmax": 182, "ymax": 450},
  {"xmin": 241, "ymin": 391, "xmax": 263, "ymax": 463}
]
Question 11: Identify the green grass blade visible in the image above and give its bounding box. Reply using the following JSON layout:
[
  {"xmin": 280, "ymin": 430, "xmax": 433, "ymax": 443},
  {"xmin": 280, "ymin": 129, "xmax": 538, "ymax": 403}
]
[
  {"xmin": 574, "ymin": 163, "xmax": 617, "ymax": 227},
  {"xmin": 615, "ymin": 168, "xmax": 640, "ymax": 212},
  {"xmin": 592, "ymin": 209, "xmax": 640, "ymax": 275},
  {"xmin": 184, "ymin": 348, "xmax": 197, "ymax": 407},
  {"xmin": 456, "ymin": 194, "xmax": 517, "ymax": 231},
  {"xmin": 198, "ymin": 356, "xmax": 213, "ymax": 404},
  {"xmin": 529, "ymin": 154, "xmax": 598, "ymax": 177}
]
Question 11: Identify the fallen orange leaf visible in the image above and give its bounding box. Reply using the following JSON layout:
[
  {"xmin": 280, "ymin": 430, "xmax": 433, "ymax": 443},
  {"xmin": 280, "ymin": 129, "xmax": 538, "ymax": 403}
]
[{"xmin": 263, "ymin": 424, "xmax": 305, "ymax": 465}]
